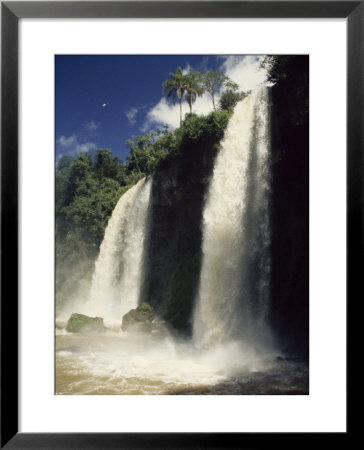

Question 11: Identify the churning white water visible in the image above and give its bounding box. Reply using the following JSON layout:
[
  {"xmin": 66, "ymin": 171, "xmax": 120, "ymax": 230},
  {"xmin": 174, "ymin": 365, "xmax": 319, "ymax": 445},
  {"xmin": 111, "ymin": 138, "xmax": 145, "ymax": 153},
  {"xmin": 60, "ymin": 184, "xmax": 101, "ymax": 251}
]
[
  {"xmin": 193, "ymin": 87, "xmax": 271, "ymax": 349},
  {"xmin": 56, "ymin": 330, "xmax": 308, "ymax": 395},
  {"xmin": 87, "ymin": 177, "xmax": 152, "ymax": 324}
]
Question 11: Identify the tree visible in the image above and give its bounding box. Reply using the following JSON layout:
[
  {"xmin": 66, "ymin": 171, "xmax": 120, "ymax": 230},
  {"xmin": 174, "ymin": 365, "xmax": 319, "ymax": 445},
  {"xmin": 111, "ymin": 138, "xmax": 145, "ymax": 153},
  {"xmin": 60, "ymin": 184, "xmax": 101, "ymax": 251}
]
[
  {"xmin": 56, "ymin": 157, "xmax": 74, "ymax": 216},
  {"xmin": 57, "ymin": 155, "xmax": 74, "ymax": 171},
  {"xmin": 201, "ymin": 71, "xmax": 227, "ymax": 110},
  {"xmin": 126, "ymin": 131, "xmax": 169, "ymax": 176},
  {"xmin": 163, "ymin": 67, "xmax": 187, "ymax": 126},
  {"xmin": 184, "ymin": 71, "xmax": 204, "ymax": 113},
  {"xmin": 219, "ymin": 81, "xmax": 250, "ymax": 111},
  {"xmin": 94, "ymin": 148, "xmax": 120, "ymax": 180}
]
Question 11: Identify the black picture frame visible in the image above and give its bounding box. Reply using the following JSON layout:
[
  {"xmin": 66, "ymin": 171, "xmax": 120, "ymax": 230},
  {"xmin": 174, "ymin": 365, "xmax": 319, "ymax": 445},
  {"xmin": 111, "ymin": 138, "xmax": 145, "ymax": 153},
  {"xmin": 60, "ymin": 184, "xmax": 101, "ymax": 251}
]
[{"xmin": 1, "ymin": 1, "xmax": 357, "ymax": 448}]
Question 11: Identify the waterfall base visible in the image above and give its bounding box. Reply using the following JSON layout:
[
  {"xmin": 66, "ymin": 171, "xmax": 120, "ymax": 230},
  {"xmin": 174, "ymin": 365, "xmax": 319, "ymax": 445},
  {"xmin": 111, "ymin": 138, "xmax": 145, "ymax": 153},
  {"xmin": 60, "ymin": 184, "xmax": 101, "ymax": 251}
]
[{"xmin": 56, "ymin": 330, "xmax": 308, "ymax": 395}]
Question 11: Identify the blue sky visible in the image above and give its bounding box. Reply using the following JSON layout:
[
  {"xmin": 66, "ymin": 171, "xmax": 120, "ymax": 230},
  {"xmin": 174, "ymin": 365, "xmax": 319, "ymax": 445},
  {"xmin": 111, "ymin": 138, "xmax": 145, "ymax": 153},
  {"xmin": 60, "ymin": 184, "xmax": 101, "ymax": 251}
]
[{"xmin": 56, "ymin": 55, "xmax": 265, "ymax": 161}]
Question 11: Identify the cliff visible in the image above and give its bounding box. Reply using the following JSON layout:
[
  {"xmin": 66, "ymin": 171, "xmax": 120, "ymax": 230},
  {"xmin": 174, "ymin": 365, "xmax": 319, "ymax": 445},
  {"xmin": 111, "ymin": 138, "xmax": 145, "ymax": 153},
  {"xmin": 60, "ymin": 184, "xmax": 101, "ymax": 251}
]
[
  {"xmin": 269, "ymin": 57, "xmax": 309, "ymax": 358},
  {"xmin": 144, "ymin": 129, "xmax": 221, "ymax": 335}
]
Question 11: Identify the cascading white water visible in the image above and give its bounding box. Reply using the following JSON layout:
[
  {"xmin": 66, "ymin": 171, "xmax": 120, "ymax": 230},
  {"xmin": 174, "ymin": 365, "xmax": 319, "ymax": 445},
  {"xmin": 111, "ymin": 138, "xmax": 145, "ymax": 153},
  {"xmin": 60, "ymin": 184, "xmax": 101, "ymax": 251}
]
[
  {"xmin": 193, "ymin": 87, "xmax": 271, "ymax": 349},
  {"xmin": 87, "ymin": 177, "xmax": 152, "ymax": 324}
]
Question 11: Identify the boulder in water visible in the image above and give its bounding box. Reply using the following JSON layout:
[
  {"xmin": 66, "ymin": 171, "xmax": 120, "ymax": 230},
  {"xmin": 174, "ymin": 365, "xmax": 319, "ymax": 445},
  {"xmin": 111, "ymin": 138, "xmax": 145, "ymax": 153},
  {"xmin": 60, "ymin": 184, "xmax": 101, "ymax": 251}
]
[
  {"xmin": 66, "ymin": 313, "xmax": 105, "ymax": 333},
  {"xmin": 121, "ymin": 302, "xmax": 155, "ymax": 332}
]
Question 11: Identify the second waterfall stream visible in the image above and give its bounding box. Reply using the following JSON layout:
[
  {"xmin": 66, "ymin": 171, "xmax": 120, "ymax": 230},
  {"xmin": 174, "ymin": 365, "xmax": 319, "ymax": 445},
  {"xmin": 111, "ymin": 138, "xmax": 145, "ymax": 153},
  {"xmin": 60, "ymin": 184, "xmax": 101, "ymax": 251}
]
[
  {"xmin": 193, "ymin": 87, "xmax": 272, "ymax": 350},
  {"xmin": 87, "ymin": 177, "xmax": 152, "ymax": 325}
]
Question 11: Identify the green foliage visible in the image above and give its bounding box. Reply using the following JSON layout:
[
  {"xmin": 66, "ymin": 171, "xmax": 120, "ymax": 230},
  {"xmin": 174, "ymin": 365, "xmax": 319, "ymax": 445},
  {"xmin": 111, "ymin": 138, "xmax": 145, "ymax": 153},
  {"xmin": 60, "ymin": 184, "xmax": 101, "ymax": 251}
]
[
  {"xmin": 180, "ymin": 109, "xmax": 232, "ymax": 143},
  {"xmin": 163, "ymin": 67, "xmax": 186, "ymax": 105},
  {"xmin": 184, "ymin": 71, "xmax": 204, "ymax": 113},
  {"xmin": 57, "ymin": 151, "xmax": 122, "ymax": 244},
  {"xmin": 219, "ymin": 89, "xmax": 249, "ymax": 111},
  {"xmin": 94, "ymin": 148, "xmax": 121, "ymax": 180},
  {"xmin": 126, "ymin": 130, "xmax": 170, "ymax": 175},
  {"xmin": 224, "ymin": 79, "xmax": 239, "ymax": 91},
  {"xmin": 200, "ymin": 70, "xmax": 227, "ymax": 109},
  {"xmin": 163, "ymin": 67, "xmax": 187, "ymax": 125},
  {"xmin": 57, "ymin": 155, "xmax": 74, "ymax": 170},
  {"xmin": 162, "ymin": 67, "xmax": 244, "ymax": 122}
]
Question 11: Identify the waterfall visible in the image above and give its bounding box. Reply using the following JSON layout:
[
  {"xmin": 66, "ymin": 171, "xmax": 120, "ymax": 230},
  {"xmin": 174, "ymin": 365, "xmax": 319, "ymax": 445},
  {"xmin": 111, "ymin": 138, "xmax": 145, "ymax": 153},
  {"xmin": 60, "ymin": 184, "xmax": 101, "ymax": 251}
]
[
  {"xmin": 87, "ymin": 177, "xmax": 152, "ymax": 323},
  {"xmin": 193, "ymin": 87, "xmax": 271, "ymax": 349}
]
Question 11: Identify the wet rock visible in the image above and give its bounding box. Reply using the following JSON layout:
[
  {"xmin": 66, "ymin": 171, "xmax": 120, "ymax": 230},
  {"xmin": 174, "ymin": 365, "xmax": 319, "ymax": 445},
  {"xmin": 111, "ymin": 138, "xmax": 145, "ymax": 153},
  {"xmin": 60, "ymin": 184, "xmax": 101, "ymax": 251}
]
[
  {"xmin": 121, "ymin": 302, "xmax": 155, "ymax": 332},
  {"xmin": 66, "ymin": 313, "xmax": 105, "ymax": 333}
]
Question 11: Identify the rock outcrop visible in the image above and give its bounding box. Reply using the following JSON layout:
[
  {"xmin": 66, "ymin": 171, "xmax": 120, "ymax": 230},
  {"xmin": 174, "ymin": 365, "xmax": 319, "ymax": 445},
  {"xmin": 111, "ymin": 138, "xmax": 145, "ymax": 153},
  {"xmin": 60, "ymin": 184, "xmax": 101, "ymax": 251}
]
[
  {"xmin": 66, "ymin": 313, "xmax": 105, "ymax": 333},
  {"xmin": 121, "ymin": 302, "xmax": 155, "ymax": 332}
]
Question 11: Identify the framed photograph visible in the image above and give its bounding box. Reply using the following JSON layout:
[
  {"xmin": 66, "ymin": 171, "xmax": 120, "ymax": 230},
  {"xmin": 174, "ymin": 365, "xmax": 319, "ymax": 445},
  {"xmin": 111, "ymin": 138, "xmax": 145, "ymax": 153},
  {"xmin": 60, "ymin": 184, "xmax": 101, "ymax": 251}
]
[{"xmin": 1, "ymin": 1, "xmax": 356, "ymax": 447}]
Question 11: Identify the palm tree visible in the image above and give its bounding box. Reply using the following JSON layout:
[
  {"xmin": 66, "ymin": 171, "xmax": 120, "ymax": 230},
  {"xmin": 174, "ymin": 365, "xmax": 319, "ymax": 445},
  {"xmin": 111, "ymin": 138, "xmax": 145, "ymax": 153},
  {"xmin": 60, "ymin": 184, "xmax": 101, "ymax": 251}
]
[
  {"xmin": 163, "ymin": 67, "xmax": 187, "ymax": 127},
  {"xmin": 184, "ymin": 71, "xmax": 204, "ymax": 114}
]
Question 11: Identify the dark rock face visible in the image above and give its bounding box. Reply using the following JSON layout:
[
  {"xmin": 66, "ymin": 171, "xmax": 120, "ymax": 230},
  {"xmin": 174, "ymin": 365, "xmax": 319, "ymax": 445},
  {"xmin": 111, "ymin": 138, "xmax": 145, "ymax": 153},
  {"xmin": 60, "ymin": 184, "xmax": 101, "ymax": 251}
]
[
  {"xmin": 269, "ymin": 56, "xmax": 309, "ymax": 359},
  {"xmin": 66, "ymin": 313, "xmax": 105, "ymax": 333},
  {"xmin": 121, "ymin": 302, "xmax": 155, "ymax": 332},
  {"xmin": 143, "ymin": 139, "xmax": 219, "ymax": 336}
]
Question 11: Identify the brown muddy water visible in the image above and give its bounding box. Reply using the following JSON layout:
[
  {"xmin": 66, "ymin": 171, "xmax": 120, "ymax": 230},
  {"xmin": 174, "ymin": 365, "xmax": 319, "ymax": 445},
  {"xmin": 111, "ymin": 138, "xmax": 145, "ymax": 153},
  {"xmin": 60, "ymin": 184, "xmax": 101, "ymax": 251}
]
[{"xmin": 55, "ymin": 328, "xmax": 308, "ymax": 395}]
